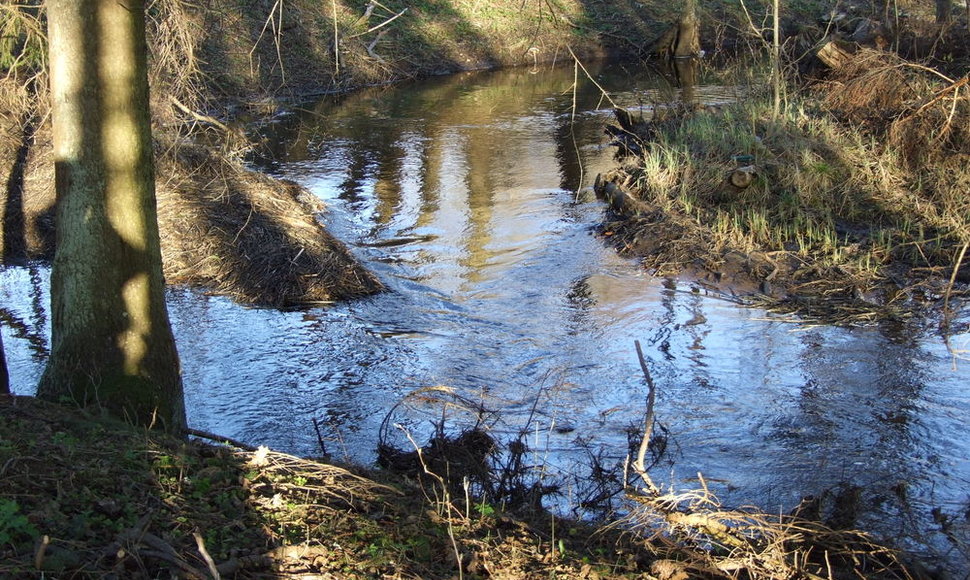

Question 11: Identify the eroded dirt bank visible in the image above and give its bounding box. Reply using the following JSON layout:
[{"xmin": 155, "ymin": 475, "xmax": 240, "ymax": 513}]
[
  {"xmin": 0, "ymin": 103, "xmax": 383, "ymax": 307},
  {"xmin": 1, "ymin": 0, "xmax": 675, "ymax": 306},
  {"xmin": 596, "ymin": 45, "xmax": 969, "ymax": 325}
]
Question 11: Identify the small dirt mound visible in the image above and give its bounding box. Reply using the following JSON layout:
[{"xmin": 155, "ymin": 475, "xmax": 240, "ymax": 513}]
[
  {"xmin": 154, "ymin": 139, "xmax": 383, "ymax": 307},
  {"xmin": 0, "ymin": 86, "xmax": 383, "ymax": 308}
]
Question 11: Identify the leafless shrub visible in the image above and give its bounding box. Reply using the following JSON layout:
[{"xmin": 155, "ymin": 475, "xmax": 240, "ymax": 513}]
[{"xmin": 821, "ymin": 48, "xmax": 970, "ymax": 167}]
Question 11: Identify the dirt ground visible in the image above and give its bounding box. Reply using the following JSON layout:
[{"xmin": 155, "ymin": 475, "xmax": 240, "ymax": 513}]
[
  {"xmin": 0, "ymin": 393, "xmax": 920, "ymax": 579},
  {"xmin": 0, "ymin": 78, "xmax": 382, "ymax": 308}
]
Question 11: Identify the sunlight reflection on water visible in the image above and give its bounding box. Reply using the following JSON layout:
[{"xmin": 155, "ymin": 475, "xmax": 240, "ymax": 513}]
[{"xmin": 3, "ymin": 60, "xmax": 969, "ymax": 568}]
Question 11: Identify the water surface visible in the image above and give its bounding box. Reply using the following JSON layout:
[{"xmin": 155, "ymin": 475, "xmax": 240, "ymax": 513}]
[{"xmin": 3, "ymin": 61, "xmax": 968, "ymax": 567}]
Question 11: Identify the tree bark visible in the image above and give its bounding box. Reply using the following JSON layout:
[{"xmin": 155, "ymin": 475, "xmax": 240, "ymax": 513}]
[
  {"xmin": 936, "ymin": 0, "xmax": 952, "ymax": 24},
  {"xmin": 648, "ymin": 0, "xmax": 701, "ymax": 59},
  {"xmin": 1, "ymin": 329, "xmax": 8, "ymax": 394},
  {"xmin": 674, "ymin": 0, "xmax": 700, "ymax": 57},
  {"xmin": 772, "ymin": 0, "xmax": 781, "ymax": 117},
  {"xmin": 38, "ymin": 0, "xmax": 185, "ymax": 432}
]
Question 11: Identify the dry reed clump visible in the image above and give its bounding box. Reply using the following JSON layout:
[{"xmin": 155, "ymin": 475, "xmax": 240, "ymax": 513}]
[
  {"xmin": 620, "ymin": 483, "xmax": 916, "ymax": 580},
  {"xmin": 821, "ymin": 48, "xmax": 970, "ymax": 168}
]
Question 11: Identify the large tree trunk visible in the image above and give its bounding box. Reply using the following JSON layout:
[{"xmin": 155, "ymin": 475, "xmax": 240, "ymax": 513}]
[
  {"xmin": 648, "ymin": 0, "xmax": 701, "ymax": 59},
  {"xmin": 674, "ymin": 0, "xmax": 701, "ymax": 57},
  {"xmin": 37, "ymin": 0, "xmax": 185, "ymax": 432}
]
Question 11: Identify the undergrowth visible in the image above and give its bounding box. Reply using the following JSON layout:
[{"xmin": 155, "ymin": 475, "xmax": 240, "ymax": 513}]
[{"xmin": 602, "ymin": 51, "xmax": 969, "ymax": 325}]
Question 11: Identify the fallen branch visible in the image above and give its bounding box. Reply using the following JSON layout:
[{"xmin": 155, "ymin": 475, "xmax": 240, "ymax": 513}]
[
  {"xmin": 941, "ymin": 241, "xmax": 969, "ymax": 337},
  {"xmin": 594, "ymin": 175, "xmax": 649, "ymax": 217},
  {"xmin": 632, "ymin": 340, "xmax": 659, "ymax": 494},
  {"xmin": 185, "ymin": 428, "xmax": 257, "ymax": 451},
  {"xmin": 193, "ymin": 532, "xmax": 221, "ymax": 580},
  {"xmin": 346, "ymin": 7, "xmax": 407, "ymax": 39},
  {"xmin": 169, "ymin": 95, "xmax": 233, "ymax": 134}
]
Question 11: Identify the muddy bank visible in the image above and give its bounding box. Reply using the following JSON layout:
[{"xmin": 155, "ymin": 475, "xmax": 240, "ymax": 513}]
[
  {"xmin": 0, "ymin": 90, "xmax": 381, "ymax": 307},
  {"xmin": 595, "ymin": 173, "xmax": 933, "ymax": 325},
  {"xmin": 595, "ymin": 51, "xmax": 969, "ymax": 325}
]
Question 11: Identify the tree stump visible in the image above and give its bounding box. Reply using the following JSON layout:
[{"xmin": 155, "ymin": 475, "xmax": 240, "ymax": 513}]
[
  {"xmin": 729, "ymin": 165, "xmax": 757, "ymax": 189},
  {"xmin": 648, "ymin": 0, "xmax": 701, "ymax": 59}
]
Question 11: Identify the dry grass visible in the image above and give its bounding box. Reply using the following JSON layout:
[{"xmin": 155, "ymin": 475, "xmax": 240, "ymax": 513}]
[
  {"xmin": 822, "ymin": 49, "xmax": 970, "ymax": 169},
  {"xmin": 154, "ymin": 137, "xmax": 384, "ymax": 306},
  {"xmin": 600, "ymin": 51, "xmax": 970, "ymax": 324},
  {"xmin": 620, "ymin": 482, "xmax": 915, "ymax": 579},
  {"xmin": 0, "ymin": 110, "xmax": 383, "ymax": 306}
]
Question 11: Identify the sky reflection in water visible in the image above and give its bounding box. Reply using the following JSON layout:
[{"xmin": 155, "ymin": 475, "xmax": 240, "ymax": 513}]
[{"xmin": 2, "ymin": 61, "xmax": 968, "ymax": 566}]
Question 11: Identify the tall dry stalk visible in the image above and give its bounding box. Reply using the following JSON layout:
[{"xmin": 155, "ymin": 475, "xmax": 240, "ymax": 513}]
[{"xmin": 772, "ymin": 0, "xmax": 781, "ymax": 118}]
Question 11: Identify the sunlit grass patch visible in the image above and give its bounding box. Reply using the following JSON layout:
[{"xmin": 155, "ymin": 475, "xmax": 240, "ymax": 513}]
[{"xmin": 625, "ymin": 89, "xmax": 968, "ymax": 284}]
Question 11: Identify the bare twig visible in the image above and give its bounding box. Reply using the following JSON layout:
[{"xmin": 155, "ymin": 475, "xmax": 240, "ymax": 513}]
[
  {"xmin": 332, "ymin": 0, "xmax": 340, "ymax": 74},
  {"xmin": 565, "ymin": 45, "xmax": 617, "ymax": 108},
  {"xmin": 169, "ymin": 95, "xmax": 233, "ymax": 134},
  {"xmin": 366, "ymin": 30, "xmax": 389, "ymax": 61},
  {"xmin": 346, "ymin": 7, "xmax": 408, "ymax": 39},
  {"xmin": 632, "ymin": 340, "xmax": 659, "ymax": 494},
  {"xmin": 941, "ymin": 241, "xmax": 968, "ymax": 337},
  {"xmin": 249, "ymin": 0, "xmax": 287, "ymax": 84},
  {"xmin": 193, "ymin": 532, "xmax": 221, "ymax": 580},
  {"xmin": 397, "ymin": 424, "xmax": 464, "ymax": 580}
]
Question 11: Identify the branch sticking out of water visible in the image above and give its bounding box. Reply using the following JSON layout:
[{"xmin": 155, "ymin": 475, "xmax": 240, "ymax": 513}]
[{"xmin": 632, "ymin": 340, "xmax": 659, "ymax": 495}]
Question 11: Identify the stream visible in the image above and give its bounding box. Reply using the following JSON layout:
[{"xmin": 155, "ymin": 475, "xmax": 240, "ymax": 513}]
[{"xmin": 2, "ymin": 61, "xmax": 969, "ymax": 568}]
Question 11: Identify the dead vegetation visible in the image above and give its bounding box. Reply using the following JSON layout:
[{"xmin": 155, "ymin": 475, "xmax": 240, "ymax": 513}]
[
  {"xmin": 154, "ymin": 138, "xmax": 383, "ymax": 306},
  {"xmin": 365, "ymin": 369, "xmax": 921, "ymax": 580},
  {"xmin": 597, "ymin": 47, "xmax": 969, "ymax": 326},
  {"xmin": 0, "ymin": 87, "xmax": 383, "ymax": 307},
  {"xmin": 0, "ymin": 3, "xmax": 383, "ymax": 307},
  {"xmin": 0, "ymin": 394, "xmax": 650, "ymax": 579},
  {"xmin": 820, "ymin": 48, "xmax": 970, "ymax": 169},
  {"xmin": 615, "ymin": 342, "xmax": 918, "ymax": 580}
]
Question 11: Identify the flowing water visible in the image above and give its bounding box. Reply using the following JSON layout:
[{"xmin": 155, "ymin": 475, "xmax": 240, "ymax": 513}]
[{"xmin": 2, "ymin": 61, "xmax": 969, "ymax": 567}]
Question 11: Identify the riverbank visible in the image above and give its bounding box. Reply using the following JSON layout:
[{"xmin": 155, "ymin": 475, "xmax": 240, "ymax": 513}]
[
  {"xmin": 1, "ymin": 0, "xmax": 967, "ymax": 577},
  {"xmin": 597, "ymin": 54, "xmax": 968, "ymax": 326},
  {"xmin": 0, "ymin": 0, "xmax": 704, "ymax": 306},
  {"xmin": 0, "ymin": 394, "xmax": 922, "ymax": 579}
]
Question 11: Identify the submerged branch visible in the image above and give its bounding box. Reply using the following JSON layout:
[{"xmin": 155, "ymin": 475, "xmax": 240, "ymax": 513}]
[{"xmin": 632, "ymin": 340, "xmax": 659, "ymax": 494}]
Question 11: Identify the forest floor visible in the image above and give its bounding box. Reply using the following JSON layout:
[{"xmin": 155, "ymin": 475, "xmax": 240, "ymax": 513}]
[{"xmin": 0, "ymin": 394, "xmax": 923, "ymax": 579}]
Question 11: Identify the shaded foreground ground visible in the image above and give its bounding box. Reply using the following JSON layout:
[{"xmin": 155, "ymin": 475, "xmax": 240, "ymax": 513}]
[{"xmin": 0, "ymin": 395, "xmax": 922, "ymax": 579}]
